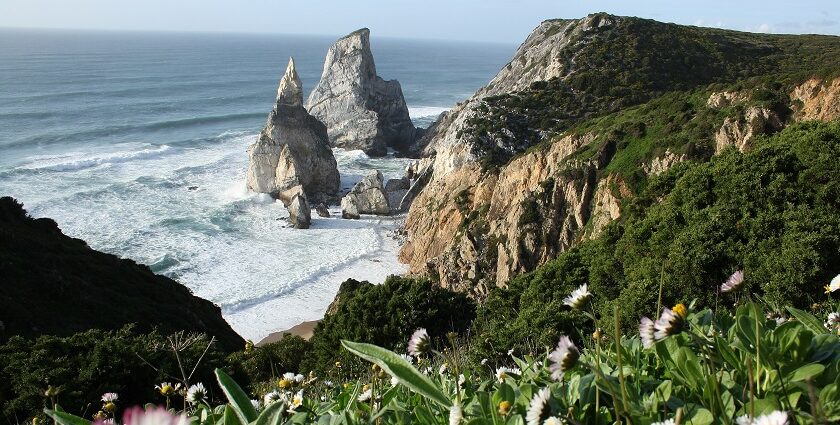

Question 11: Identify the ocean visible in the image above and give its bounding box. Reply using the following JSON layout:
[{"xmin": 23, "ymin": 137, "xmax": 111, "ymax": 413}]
[{"xmin": 0, "ymin": 28, "xmax": 514, "ymax": 341}]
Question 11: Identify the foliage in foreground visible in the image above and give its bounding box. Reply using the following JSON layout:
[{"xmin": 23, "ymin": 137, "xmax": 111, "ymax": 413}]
[{"xmin": 43, "ymin": 301, "xmax": 840, "ymax": 425}]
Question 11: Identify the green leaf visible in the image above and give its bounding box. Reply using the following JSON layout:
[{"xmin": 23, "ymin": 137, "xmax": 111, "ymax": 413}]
[
  {"xmin": 44, "ymin": 409, "xmax": 91, "ymax": 425},
  {"xmin": 786, "ymin": 307, "xmax": 829, "ymax": 335},
  {"xmin": 686, "ymin": 407, "xmax": 714, "ymax": 425},
  {"xmin": 223, "ymin": 405, "xmax": 241, "ymax": 425},
  {"xmin": 788, "ymin": 364, "xmax": 825, "ymax": 382},
  {"xmin": 215, "ymin": 368, "xmax": 258, "ymax": 424},
  {"xmin": 341, "ymin": 340, "xmax": 452, "ymax": 408},
  {"xmin": 253, "ymin": 401, "xmax": 287, "ymax": 425}
]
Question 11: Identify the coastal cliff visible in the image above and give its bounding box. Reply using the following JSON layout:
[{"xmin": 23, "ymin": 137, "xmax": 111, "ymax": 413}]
[{"xmin": 400, "ymin": 13, "xmax": 840, "ymax": 295}]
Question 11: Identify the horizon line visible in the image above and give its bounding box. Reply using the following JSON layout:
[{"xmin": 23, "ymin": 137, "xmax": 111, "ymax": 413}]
[{"xmin": 0, "ymin": 25, "xmax": 521, "ymax": 46}]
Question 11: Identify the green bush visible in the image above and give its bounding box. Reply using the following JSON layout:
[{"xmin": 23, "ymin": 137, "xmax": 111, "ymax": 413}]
[
  {"xmin": 303, "ymin": 276, "xmax": 476, "ymax": 375},
  {"xmin": 0, "ymin": 327, "xmax": 228, "ymax": 420},
  {"xmin": 224, "ymin": 335, "xmax": 312, "ymax": 393}
]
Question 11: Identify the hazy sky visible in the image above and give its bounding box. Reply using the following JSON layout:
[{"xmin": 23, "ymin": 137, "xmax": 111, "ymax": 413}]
[{"xmin": 1, "ymin": 0, "xmax": 838, "ymax": 43}]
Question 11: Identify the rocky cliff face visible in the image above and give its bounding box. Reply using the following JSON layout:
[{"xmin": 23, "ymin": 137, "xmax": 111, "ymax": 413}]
[
  {"xmin": 247, "ymin": 58, "xmax": 340, "ymax": 205},
  {"xmin": 399, "ymin": 13, "xmax": 840, "ymax": 297},
  {"xmin": 306, "ymin": 29, "xmax": 417, "ymax": 157}
]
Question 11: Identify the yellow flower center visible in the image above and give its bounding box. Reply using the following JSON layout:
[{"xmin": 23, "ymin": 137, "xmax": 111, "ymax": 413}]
[
  {"xmin": 278, "ymin": 379, "xmax": 291, "ymax": 389},
  {"xmin": 160, "ymin": 385, "xmax": 174, "ymax": 396},
  {"xmin": 498, "ymin": 401, "xmax": 512, "ymax": 415},
  {"xmin": 672, "ymin": 304, "xmax": 687, "ymax": 319},
  {"xmin": 103, "ymin": 402, "xmax": 116, "ymax": 412}
]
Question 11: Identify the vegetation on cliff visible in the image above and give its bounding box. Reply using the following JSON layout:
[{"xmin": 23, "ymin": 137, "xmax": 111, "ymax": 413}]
[
  {"xmin": 475, "ymin": 121, "xmax": 840, "ymax": 359},
  {"xmin": 462, "ymin": 14, "xmax": 840, "ymax": 170}
]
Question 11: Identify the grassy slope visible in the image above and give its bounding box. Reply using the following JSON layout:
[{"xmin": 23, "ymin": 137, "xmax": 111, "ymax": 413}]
[{"xmin": 0, "ymin": 197, "xmax": 244, "ymax": 351}]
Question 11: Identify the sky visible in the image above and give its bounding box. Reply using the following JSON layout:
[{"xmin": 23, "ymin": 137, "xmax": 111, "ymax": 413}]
[{"xmin": 1, "ymin": 0, "xmax": 839, "ymax": 44}]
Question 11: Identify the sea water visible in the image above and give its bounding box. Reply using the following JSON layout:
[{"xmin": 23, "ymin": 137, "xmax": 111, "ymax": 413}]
[{"xmin": 0, "ymin": 28, "xmax": 513, "ymax": 340}]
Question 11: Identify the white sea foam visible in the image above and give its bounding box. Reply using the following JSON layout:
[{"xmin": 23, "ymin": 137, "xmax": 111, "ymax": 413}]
[
  {"xmin": 5, "ymin": 131, "xmax": 411, "ymax": 341},
  {"xmin": 408, "ymin": 106, "xmax": 450, "ymax": 119},
  {"xmin": 20, "ymin": 145, "xmax": 174, "ymax": 171}
]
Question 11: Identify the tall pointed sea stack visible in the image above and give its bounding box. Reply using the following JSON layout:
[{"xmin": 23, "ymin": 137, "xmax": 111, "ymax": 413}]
[
  {"xmin": 247, "ymin": 58, "xmax": 340, "ymax": 205},
  {"xmin": 306, "ymin": 28, "xmax": 417, "ymax": 157}
]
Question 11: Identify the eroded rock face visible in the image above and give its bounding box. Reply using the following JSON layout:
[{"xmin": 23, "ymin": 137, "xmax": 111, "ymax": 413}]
[
  {"xmin": 341, "ymin": 170, "xmax": 390, "ymax": 218},
  {"xmin": 643, "ymin": 150, "xmax": 688, "ymax": 176},
  {"xmin": 588, "ymin": 174, "xmax": 629, "ymax": 239},
  {"xmin": 707, "ymin": 91, "xmax": 748, "ymax": 108},
  {"xmin": 306, "ymin": 29, "xmax": 417, "ymax": 156},
  {"xmin": 400, "ymin": 133, "xmax": 605, "ymax": 294},
  {"xmin": 247, "ymin": 58, "xmax": 340, "ymax": 204},
  {"xmin": 791, "ymin": 77, "xmax": 840, "ymax": 122},
  {"xmin": 714, "ymin": 107, "xmax": 783, "ymax": 153}
]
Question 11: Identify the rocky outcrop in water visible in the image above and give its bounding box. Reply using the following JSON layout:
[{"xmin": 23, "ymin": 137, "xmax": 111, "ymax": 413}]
[
  {"xmin": 287, "ymin": 192, "xmax": 311, "ymax": 229},
  {"xmin": 341, "ymin": 170, "xmax": 390, "ymax": 218},
  {"xmin": 306, "ymin": 29, "xmax": 417, "ymax": 157},
  {"xmin": 247, "ymin": 58, "xmax": 340, "ymax": 204}
]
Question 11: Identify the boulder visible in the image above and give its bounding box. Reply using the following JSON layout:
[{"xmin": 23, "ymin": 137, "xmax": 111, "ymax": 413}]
[
  {"xmin": 306, "ymin": 29, "xmax": 417, "ymax": 156},
  {"xmin": 315, "ymin": 203, "xmax": 330, "ymax": 218},
  {"xmin": 340, "ymin": 170, "xmax": 391, "ymax": 218},
  {"xmin": 287, "ymin": 193, "xmax": 311, "ymax": 229},
  {"xmin": 247, "ymin": 57, "xmax": 340, "ymax": 204},
  {"xmin": 385, "ymin": 177, "xmax": 410, "ymax": 192}
]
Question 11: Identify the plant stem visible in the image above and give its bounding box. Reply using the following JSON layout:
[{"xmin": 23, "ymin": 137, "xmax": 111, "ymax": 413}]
[{"xmin": 613, "ymin": 306, "xmax": 629, "ymax": 419}]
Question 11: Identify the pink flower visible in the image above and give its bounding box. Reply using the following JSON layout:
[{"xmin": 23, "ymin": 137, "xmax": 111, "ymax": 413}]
[{"xmin": 122, "ymin": 407, "xmax": 189, "ymax": 425}]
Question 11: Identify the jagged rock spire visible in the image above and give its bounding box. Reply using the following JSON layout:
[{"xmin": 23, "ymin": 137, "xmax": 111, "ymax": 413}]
[{"xmin": 277, "ymin": 57, "xmax": 303, "ymax": 107}]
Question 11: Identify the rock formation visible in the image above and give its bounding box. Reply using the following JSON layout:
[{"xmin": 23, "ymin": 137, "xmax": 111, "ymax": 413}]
[
  {"xmin": 714, "ymin": 107, "xmax": 783, "ymax": 153},
  {"xmin": 790, "ymin": 77, "xmax": 840, "ymax": 122},
  {"xmin": 306, "ymin": 29, "xmax": 417, "ymax": 157},
  {"xmin": 340, "ymin": 170, "xmax": 390, "ymax": 218},
  {"xmin": 247, "ymin": 57, "xmax": 340, "ymax": 205},
  {"xmin": 287, "ymin": 193, "xmax": 311, "ymax": 229}
]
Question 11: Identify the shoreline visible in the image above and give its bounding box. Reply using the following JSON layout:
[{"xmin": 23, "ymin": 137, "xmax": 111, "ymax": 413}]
[
  {"xmin": 257, "ymin": 319, "xmax": 319, "ymax": 345},
  {"xmin": 223, "ymin": 212, "xmax": 408, "ymax": 341}
]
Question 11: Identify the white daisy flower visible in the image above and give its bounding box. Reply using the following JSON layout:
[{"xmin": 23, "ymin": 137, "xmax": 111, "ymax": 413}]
[
  {"xmin": 101, "ymin": 392, "xmax": 118, "ymax": 402},
  {"xmin": 439, "ymin": 363, "xmax": 448, "ymax": 374},
  {"xmin": 736, "ymin": 410, "xmax": 789, "ymax": 425},
  {"xmin": 250, "ymin": 399, "xmax": 260, "ymax": 412},
  {"xmin": 826, "ymin": 312, "xmax": 839, "ymax": 330},
  {"xmin": 721, "ymin": 270, "xmax": 745, "ymax": 293},
  {"xmin": 480, "ymin": 358, "xmax": 488, "ymax": 365},
  {"xmin": 323, "ymin": 380, "xmax": 334, "ymax": 389},
  {"xmin": 282, "ymin": 372, "xmax": 296, "ymax": 381},
  {"xmin": 827, "ymin": 274, "xmax": 840, "ymax": 293},
  {"xmin": 507, "ymin": 348, "xmax": 515, "ymax": 356},
  {"xmin": 548, "ymin": 336, "xmax": 579, "ymax": 381},
  {"xmin": 543, "ymin": 417, "xmax": 564, "ymax": 425},
  {"xmin": 186, "ymin": 383, "xmax": 207, "ymax": 405},
  {"xmin": 458, "ymin": 374, "xmax": 466, "ymax": 387},
  {"xmin": 289, "ymin": 390, "xmax": 304, "ymax": 411},
  {"xmin": 390, "ymin": 376, "xmax": 400, "ymax": 387},
  {"xmin": 653, "ymin": 304, "xmax": 687, "ymax": 340},
  {"xmin": 357, "ymin": 389, "xmax": 372, "ymax": 402},
  {"xmin": 495, "ymin": 367, "xmax": 521, "ymax": 382},
  {"xmin": 103, "ymin": 419, "xmax": 115, "ymax": 425},
  {"xmin": 263, "ymin": 390, "xmax": 282, "ymax": 406},
  {"xmin": 639, "ymin": 316, "xmax": 656, "ymax": 348},
  {"xmin": 293, "ymin": 374, "xmax": 305, "ymax": 383},
  {"xmin": 399, "ymin": 354, "xmax": 414, "ymax": 364},
  {"xmin": 525, "ymin": 388, "xmax": 551, "ymax": 425},
  {"xmin": 563, "ymin": 284, "xmax": 592, "ymax": 309},
  {"xmin": 449, "ymin": 404, "xmax": 463, "ymax": 425},
  {"xmin": 408, "ymin": 328, "xmax": 431, "ymax": 357}
]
